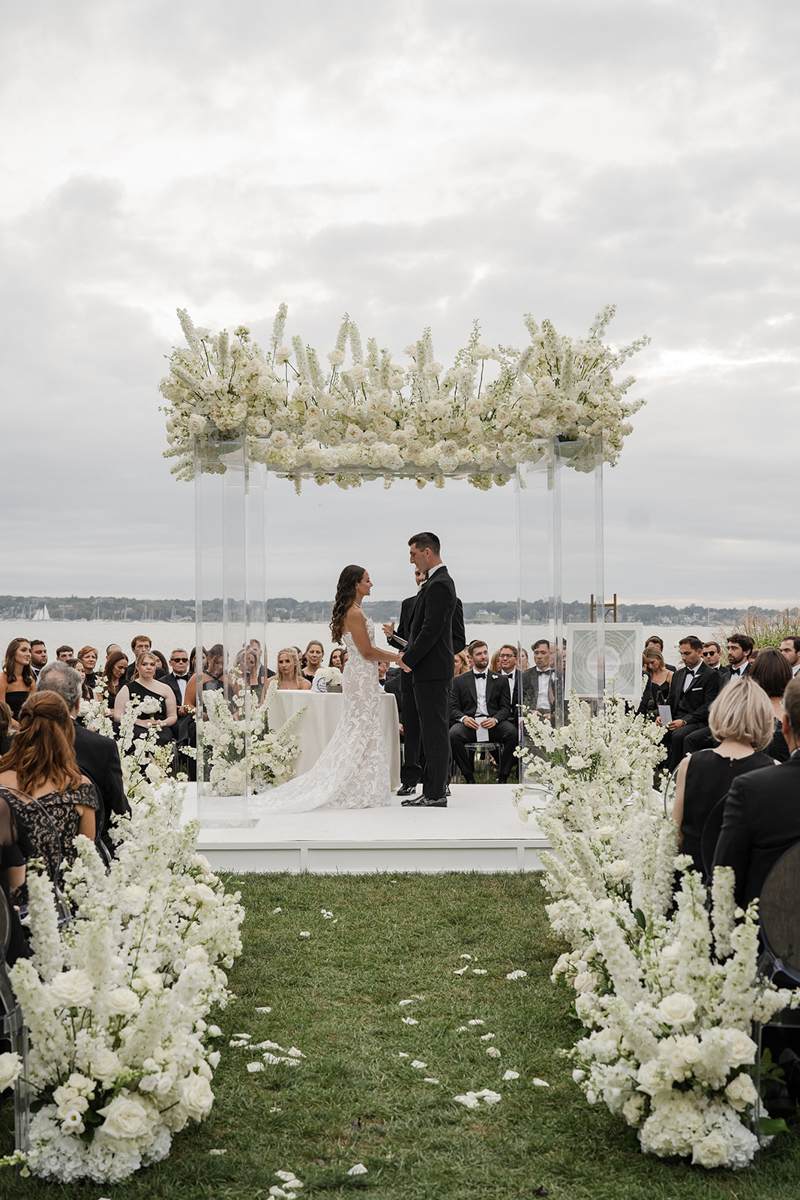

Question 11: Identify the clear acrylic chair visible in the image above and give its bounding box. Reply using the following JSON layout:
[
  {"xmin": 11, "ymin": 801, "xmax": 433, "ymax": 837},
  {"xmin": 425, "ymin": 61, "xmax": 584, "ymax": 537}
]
[{"xmin": 0, "ymin": 890, "xmax": 29, "ymax": 1157}]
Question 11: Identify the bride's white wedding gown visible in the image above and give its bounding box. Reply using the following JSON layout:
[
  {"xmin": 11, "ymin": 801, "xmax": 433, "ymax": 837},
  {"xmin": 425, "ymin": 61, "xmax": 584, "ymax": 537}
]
[{"xmin": 251, "ymin": 616, "xmax": 392, "ymax": 813}]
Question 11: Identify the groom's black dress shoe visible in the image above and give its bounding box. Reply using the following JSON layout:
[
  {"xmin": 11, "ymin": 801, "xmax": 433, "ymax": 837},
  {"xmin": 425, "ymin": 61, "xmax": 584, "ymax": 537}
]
[
  {"xmin": 420, "ymin": 796, "xmax": 447, "ymax": 807},
  {"xmin": 397, "ymin": 784, "xmax": 417, "ymax": 797},
  {"xmin": 401, "ymin": 795, "xmax": 427, "ymax": 807}
]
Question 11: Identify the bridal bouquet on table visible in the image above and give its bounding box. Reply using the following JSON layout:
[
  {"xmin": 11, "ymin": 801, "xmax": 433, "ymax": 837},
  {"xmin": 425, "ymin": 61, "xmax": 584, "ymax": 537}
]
[
  {"xmin": 201, "ymin": 679, "xmax": 305, "ymax": 794},
  {"xmin": 518, "ymin": 692, "xmax": 796, "ymax": 1170},
  {"xmin": 313, "ymin": 666, "xmax": 342, "ymax": 693},
  {"xmin": 0, "ymin": 761, "xmax": 244, "ymax": 1183}
]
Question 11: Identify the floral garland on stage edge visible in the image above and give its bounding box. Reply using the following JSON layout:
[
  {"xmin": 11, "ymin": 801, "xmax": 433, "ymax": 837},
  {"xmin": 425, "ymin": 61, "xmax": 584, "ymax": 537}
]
[
  {"xmin": 515, "ymin": 695, "xmax": 795, "ymax": 1170},
  {"xmin": 160, "ymin": 305, "xmax": 649, "ymax": 489},
  {"xmin": 0, "ymin": 701, "xmax": 245, "ymax": 1184}
]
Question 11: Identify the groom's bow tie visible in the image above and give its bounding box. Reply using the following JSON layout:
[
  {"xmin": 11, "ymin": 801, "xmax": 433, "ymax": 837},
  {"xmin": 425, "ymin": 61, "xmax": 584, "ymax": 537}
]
[{"xmin": 474, "ymin": 672, "xmax": 486, "ymax": 679}]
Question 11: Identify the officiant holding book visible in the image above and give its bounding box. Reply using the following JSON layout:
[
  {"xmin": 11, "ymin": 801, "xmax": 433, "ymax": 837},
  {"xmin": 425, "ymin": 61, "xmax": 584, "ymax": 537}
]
[{"xmin": 397, "ymin": 532, "xmax": 465, "ymax": 808}]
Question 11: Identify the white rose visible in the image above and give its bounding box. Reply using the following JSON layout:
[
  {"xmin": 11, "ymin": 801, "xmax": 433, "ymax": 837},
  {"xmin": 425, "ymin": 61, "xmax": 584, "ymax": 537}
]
[
  {"xmin": 660, "ymin": 943, "xmax": 682, "ymax": 963},
  {"xmin": 108, "ymin": 988, "xmax": 140, "ymax": 1016},
  {"xmin": 188, "ymin": 414, "xmax": 207, "ymax": 435},
  {"xmin": 725, "ymin": 1072, "xmax": 757, "ymax": 1111},
  {"xmin": 606, "ymin": 860, "xmax": 630, "ymax": 884},
  {"xmin": 725, "ymin": 1029, "xmax": 757, "ymax": 1068},
  {"xmin": 97, "ymin": 1095, "xmax": 151, "ymax": 1139},
  {"xmin": 327, "ymin": 349, "xmax": 345, "ymax": 365},
  {"xmin": 573, "ymin": 971, "xmax": 598, "ymax": 994},
  {"xmin": 48, "ymin": 969, "xmax": 94, "ymax": 1009},
  {"xmin": 187, "ymin": 882, "xmax": 218, "ymax": 907},
  {"xmin": 657, "ymin": 993, "xmax": 696, "ymax": 1025},
  {"xmin": 0, "ymin": 1053, "xmax": 21, "ymax": 1092},
  {"xmin": 90, "ymin": 1048, "xmax": 121, "ymax": 1085},
  {"xmin": 691, "ymin": 1130, "xmax": 730, "ymax": 1169},
  {"xmin": 182, "ymin": 1073, "xmax": 214, "ymax": 1121}
]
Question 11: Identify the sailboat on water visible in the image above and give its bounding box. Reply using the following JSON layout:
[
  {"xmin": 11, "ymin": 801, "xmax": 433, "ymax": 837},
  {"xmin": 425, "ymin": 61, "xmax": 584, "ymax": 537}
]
[{"xmin": 32, "ymin": 604, "xmax": 50, "ymax": 621}]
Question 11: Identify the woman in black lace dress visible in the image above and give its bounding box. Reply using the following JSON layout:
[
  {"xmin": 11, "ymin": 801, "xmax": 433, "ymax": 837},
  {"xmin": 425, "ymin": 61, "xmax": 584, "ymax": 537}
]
[{"xmin": 0, "ymin": 691, "xmax": 99, "ymax": 905}]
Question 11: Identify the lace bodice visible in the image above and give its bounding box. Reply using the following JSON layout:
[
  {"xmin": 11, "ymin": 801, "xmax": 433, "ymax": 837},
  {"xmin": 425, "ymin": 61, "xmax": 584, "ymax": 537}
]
[{"xmin": 253, "ymin": 613, "xmax": 391, "ymax": 812}]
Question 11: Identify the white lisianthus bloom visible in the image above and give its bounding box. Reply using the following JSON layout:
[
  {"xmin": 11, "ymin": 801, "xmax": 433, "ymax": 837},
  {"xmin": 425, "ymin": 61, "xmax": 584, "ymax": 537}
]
[
  {"xmin": 657, "ymin": 993, "xmax": 697, "ymax": 1025},
  {"xmin": 48, "ymin": 969, "xmax": 95, "ymax": 1009},
  {"xmin": 97, "ymin": 1095, "xmax": 151, "ymax": 1139}
]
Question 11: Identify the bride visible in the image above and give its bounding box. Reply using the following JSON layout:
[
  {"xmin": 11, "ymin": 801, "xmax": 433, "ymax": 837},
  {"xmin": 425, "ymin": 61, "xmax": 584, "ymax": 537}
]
[{"xmin": 251, "ymin": 564, "xmax": 408, "ymax": 813}]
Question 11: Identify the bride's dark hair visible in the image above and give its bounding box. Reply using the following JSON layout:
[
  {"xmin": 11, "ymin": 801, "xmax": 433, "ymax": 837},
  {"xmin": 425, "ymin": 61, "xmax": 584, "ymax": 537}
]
[{"xmin": 330, "ymin": 565, "xmax": 366, "ymax": 644}]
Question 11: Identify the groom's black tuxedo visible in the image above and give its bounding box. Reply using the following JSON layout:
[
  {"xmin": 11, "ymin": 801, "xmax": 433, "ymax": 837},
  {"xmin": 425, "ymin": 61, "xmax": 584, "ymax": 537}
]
[{"xmin": 402, "ymin": 565, "xmax": 464, "ymax": 801}]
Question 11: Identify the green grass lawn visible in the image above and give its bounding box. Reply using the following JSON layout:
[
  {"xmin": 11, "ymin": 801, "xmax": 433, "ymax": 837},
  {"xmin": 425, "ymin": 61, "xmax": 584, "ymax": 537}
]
[{"xmin": 2, "ymin": 871, "xmax": 799, "ymax": 1198}]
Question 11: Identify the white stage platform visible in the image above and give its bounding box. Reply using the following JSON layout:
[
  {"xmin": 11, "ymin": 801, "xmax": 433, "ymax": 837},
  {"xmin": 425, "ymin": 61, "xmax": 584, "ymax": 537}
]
[{"xmin": 180, "ymin": 783, "xmax": 549, "ymax": 874}]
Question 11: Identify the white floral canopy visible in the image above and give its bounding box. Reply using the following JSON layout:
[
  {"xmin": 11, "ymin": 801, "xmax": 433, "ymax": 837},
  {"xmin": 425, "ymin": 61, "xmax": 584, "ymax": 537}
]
[{"xmin": 161, "ymin": 305, "xmax": 649, "ymax": 490}]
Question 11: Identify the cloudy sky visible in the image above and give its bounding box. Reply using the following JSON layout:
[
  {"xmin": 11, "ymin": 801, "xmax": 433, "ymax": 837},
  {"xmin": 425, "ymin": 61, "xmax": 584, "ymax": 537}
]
[{"xmin": 1, "ymin": 0, "xmax": 797, "ymax": 606}]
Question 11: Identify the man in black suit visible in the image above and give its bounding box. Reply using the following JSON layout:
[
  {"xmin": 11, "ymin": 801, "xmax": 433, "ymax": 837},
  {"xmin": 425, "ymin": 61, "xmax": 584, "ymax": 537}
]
[
  {"xmin": 398, "ymin": 532, "xmax": 465, "ymax": 808},
  {"xmin": 658, "ymin": 635, "xmax": 722, "ymax": 770},
  {"xmin": 522, "ymin": 639, "xmax": 557, "ymax": 726},
  {"xmin": 37, "ymin": 661, "xmax": 129, "ymax": 855},
  {"xmin": 714, "ymin": 677, "xmax": 800, "ymax": 907},
  {"xmin": 384, "ymin": 566, "xmax": 426, "ymax": 796},
  {"xmin": 719, "ymin": 634, "xmax": 753, "ymax": 684},
  {"xmin": 449, "ymin": 641, "xmax": 516, "ymax": 783}
]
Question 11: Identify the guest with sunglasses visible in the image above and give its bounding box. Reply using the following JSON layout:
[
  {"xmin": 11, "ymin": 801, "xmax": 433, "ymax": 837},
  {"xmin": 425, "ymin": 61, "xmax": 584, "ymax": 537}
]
[{"xmin": 701, "ymin": 642, "xmax": 722, "ymax": 669}]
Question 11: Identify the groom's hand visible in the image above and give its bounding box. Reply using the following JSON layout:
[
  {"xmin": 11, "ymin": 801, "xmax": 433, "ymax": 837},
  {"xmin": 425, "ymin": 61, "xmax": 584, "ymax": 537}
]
[{"xmin": 382, "ymin": 621, "xmax": 395, "ymax": 637}]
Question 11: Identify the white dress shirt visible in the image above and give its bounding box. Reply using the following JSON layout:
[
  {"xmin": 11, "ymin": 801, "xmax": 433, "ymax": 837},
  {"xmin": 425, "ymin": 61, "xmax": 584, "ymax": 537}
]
[{"xmin": 537, "ymin": 669, "xmax": 553, "ymax": 709}]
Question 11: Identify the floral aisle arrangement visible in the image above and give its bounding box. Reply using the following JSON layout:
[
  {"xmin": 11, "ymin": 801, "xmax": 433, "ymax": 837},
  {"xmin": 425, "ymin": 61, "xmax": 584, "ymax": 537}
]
[
  {"xmin": 0, "ymin": 717, "xmax": 244, "ymax": 1183},
  {"xmin": 517, "ymin": 693, "xmax": 795, "ymax": 1170},
  {"xmin": 201, "ymin": 679, "xmax": 305, "ymax": 795},
  {"xmin": 160, "ymin": 305, "xmax": 649, "ymax": 489}
]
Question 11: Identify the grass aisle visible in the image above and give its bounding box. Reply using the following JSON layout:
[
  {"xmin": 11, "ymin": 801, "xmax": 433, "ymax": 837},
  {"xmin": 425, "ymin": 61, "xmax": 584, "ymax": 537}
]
[{"xmin": 2, "ymin": 872, "xmax": 799, "ymax": 1198}]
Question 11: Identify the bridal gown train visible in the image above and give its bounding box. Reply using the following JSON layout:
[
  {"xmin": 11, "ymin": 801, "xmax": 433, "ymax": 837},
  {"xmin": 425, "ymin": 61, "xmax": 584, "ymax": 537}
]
[{"xmin": 251, "ymin": 617, "xmax": 392, "ymax": 813}]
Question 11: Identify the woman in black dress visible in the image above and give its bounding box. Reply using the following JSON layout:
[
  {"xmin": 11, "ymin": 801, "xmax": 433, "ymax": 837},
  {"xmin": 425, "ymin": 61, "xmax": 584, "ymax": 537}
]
[
  {"xmin": 671, "ymin": 677, "xmax": 775, "ymax": 876},
  {"xmin": 637, "ymin": 647, "xmax": 673, "ymax": 721},
  {"xmin": 113, "ymin": 651, "xmax": 177, "ymax": 744},
  {"xmin": 76, "ymin": 645, "xmax": 100, "ymax": 691},
  {"xmin": 0, "ymin": 638, "xmax": 36, "ymax": 730},
  {"xmin": 97, "ymin": 649, "xmax": 129, "ymax": 720},
  {"xmin": 750, "ymin": 647, "xmax": 792, "ymax": 762}
]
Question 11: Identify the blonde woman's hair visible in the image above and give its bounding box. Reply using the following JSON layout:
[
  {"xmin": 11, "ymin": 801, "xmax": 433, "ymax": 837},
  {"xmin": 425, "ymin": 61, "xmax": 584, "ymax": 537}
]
[
  {"xmin": 454, "ymin": 650, "xmax": 469, "ymax": 676},
  {"xmin": 276, "ymin": 647, "xmax": 304, "ymax": 687},
  {"xmin": 708, "ymin": 676, "xmax": 774, "ymax": 751},
  {"xmin": 643, "ymin": 648, "xmax": 665, "ymax": 671}
]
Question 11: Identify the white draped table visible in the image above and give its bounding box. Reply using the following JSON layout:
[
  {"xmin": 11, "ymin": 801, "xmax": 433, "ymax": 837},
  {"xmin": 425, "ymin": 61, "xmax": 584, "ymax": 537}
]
[{"xmin": 269, "ymin": 690, "xmax": 402, "ymax": 790}]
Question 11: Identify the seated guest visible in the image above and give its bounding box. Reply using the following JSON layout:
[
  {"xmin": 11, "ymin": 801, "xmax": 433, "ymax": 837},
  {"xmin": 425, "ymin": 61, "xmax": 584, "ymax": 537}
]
[
  {"xmin": 329, "ymin": 648, "xmax": 344, "ymax": 670},
  {"xmin": 522, "ymin": 639, "xmax": 556, "ymax": 727},
  {"xmin": 152, "ymin": 649, "xmax": 169, "ymax": 676},
  {"xmin": 702, "ymin": 641, "xmax": 722, "ymax": 669},
  {"xmin": 56, "ymin": 645, "xmax": 74, "ymax": 662},
  {"xmin": 232, "ymin": 647, "xmax": 263, "ymax": 703},
  {"xmin": 0, "ymin": 638, "xmax": 36, "ymax": 730},
  {"xmin": 275, "ymin": 648, "xmax": 312, "ymax": 691},
  {"xmin": 165, "ymin": 648, "xmax": 192, "ymax": 708},
  {"xmin": 0, "ymin": 691, "xmax": 100, "ymax": 904},
  {"xmin": 490, "ymin": 649, "xmax": 502, "ymax": 672},
  {"xmin": 637, "ymin": 648, "xmax": 673, "ymax": 722},
  {"xmin": 302, "ymin": 640, "xmax": 325, "ymax": 685},
  {"xmin": 645, "ymin": 635, "xmax": 677, "ymax": 673},
  {"xmin": 0, "ymin": 701, "xmax": 13, "ymax": 754},
  {"xmin": 750, "ymin": 646, "xmax": 792, "ymax": 761},
  {"xmin": 721, "ymin": 634, "xmax": 754, "ymax": 682},
  {"xmin": 671, "ymin": 678, "xmax": 775, "ymax": 876},
  {"xmin": 106, "ymin": 643, "xmax": 122, "ymax": 655},
  {"xmin": 714, "ymin": 677, "xmax": 800, "ymax": 908},
  {"xmin": 449, "ymin": 641, "xmax": 516, "ymax": 783},
  {"xmin": 114, "ymin": 652, "xmax": 177, "ymax": 744},
  {"xmin": 454, "ymin": 650, "xmax": 469, "ymax": 677},
  {"xmin": 657, "ymin": 636, "xmax": 721, "ymax": 770},
  {"xmin": 185, "ymin": 644, "xmax": 226, "ymax": 715},
  {"xmin": 497, "ymin": 644, "xmax": 523, "ymax": 730},
  {"xmin": 125, "ymin": 634, "xmax": 166, "ymax": 680},
  {"xmin": 67, "ymin": 658, "xmax": 93, "ymax": 703},
  {"xmin": 99, "ymin": 650, "xmax": 130, "ymax": 716},
  {"xmin": 37, "ymin": 661, "xmax": 129, "ymax": 856},
  {"xmin": 780, "ymin": 636, "xmax": 800, "ymax": 678},
  {"xmin": 76, "ymin": 645, "xmax": 100, "ymax": 691}
]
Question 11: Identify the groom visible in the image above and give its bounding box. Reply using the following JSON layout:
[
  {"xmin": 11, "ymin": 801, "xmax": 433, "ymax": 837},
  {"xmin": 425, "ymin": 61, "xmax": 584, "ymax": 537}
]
[{"xmin": 397, "ymin": 531, "xmax": 464, "ymax": 808}]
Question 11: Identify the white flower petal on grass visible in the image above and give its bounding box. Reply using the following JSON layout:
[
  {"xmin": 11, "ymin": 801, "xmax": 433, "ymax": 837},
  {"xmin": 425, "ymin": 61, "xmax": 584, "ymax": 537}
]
[
  {"xmin": 503, "ymin": 1070, "xmax": 520, "ymax": 1081},
  {"xmin": 247, "ymin": 1062, "xmax": 265, "ymax": 1073},
  {"xmin": 275, "ymin": 1170, "xmax": 300, "ymax": 1182},
  {"xmin": 453, "ymin": 966, "xmax": 469, "ymax": 975},
  {"xmin": 229, "ymin": 1039, "xmax": 250, "ymax": 1047},
  {"xmin": 533, "ymin": 1077, "xmax": 550, "ymax": 1087},
  {"xmin": 506, "ymin": 970, "xmax": 527, "ymax": 980},
  {"xmin": 299, "ymin": 931, "xmax": 311, "ymax": 938},
  {"xmin": 401, "ymin": 1017, "xmax": 419, "ymax": 1025},
  {"xmin": 423, "ymin": 1077, "xmax": 440, "ymax": 1084},
  {"xmin": 287, "ymin": 1047, "xmax": 306, "ymax": 1057},
  {"xmin": 321, "ymin": 909, "xmax": 334, "ymax": 919},
  {"xmin": 455, "ymin": 1026, "xmax": 468, "ymax": 1032},
  {"xmin": 410, "ymin": 1060, "xmax": 427, "ymax": 1069},
  {"xmin": 272, "ymin": 907, "xmax": 283, "ymax": 913},
  {"xmin": 478, "ymin": 1089, "xmax": 502, "ymax": 1105},
  {"xmin": 453, "ymin": 1093, "xmax": 481, "ymax": 1109},
  {"xmin": 347, "ymin": 1163, "xmax": 368, "ymax": 1175},
  {"xmin": 255, "ymin": 1006, "xmax": 273, "ymax": 1013},
  {"xmin": 486, "ymin": 1047, "xmax": 501, "ymax": 1058},
  {"xmin": 269, "ymin": 1106, "xmax": 282, "ymax": 1113},
  {"xmin": 398, "ymin": 999, "xmax": 414, "ymax": 1006},
  {"xmin": 209, "ymin": 1148, "xmax": 228, "ymax": 1155},
  {"xmin": 232, "ymin": 1032, "xmax": 251, "ymax": 1039},
  {"xmin": 398, "ymin": 1052, "xmax": 410, "ymax": 1058},
  {"xmin": 468, "ymin": 1019, "xmax": 485, "ymax": 1026},
  {"xmin": 262, "ymin": 1053, "xmax": 284, "ymax": 1065},
  {"xmin": 472, "ymin": 969, "xmax": 488, "ymax": 975},
  {"xmin": 256, "ymin": 1040, "xmax": 286, "ymax": 1052},
  {"xmin": 460, "ymin": 954, "xmax": 473, "ymax": 960},
  {"xmin": 480, "ymin": 1033, "xmax": 495, "ymax": 1041}
]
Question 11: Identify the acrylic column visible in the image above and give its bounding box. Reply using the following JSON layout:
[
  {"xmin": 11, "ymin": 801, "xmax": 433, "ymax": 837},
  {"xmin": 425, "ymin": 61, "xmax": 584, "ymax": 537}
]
[
  {"xmin": 515, "ymin": 436, "xmax": 605, "ymax": 757},
  {"xmin": 194, "ymin": 436, "xmax": 265, "ymax": 821}
]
